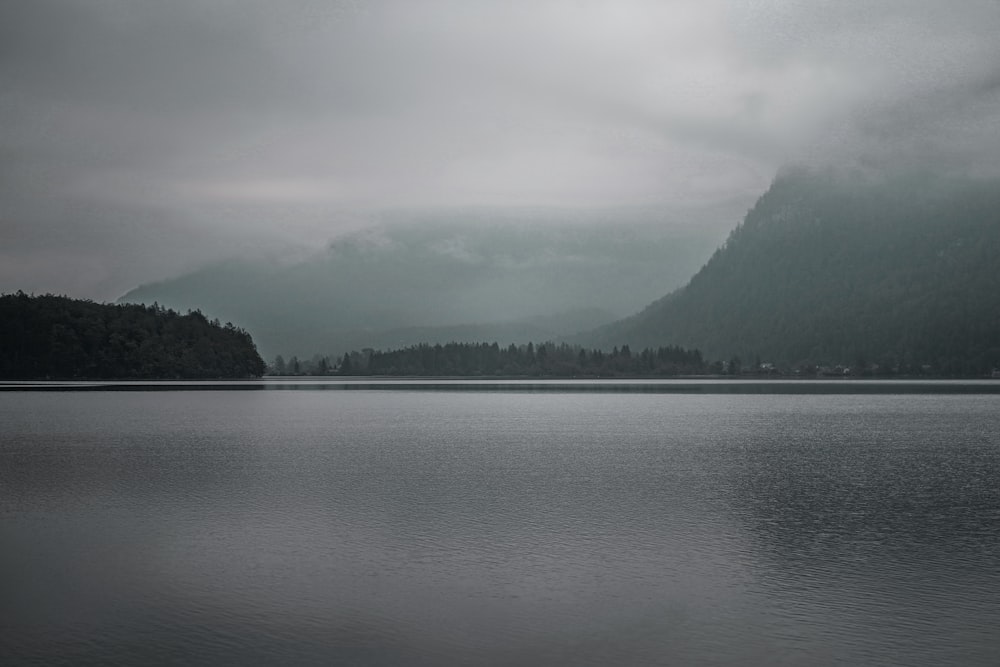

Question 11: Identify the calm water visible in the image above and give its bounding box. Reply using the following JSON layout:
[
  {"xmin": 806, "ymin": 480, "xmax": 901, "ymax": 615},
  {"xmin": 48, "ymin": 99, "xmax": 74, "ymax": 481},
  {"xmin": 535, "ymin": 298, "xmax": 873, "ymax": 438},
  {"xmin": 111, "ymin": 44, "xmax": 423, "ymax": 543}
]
[{"xmin": 2, "ymin": 386, "xmax": 999, "ymax": 665}]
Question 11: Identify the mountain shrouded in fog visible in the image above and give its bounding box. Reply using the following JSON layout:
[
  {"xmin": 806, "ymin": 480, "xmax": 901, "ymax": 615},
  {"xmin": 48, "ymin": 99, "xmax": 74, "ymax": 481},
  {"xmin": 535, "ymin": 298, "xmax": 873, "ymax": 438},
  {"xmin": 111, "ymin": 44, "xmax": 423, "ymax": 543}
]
[
  {"xmin": 585, "ymin": 169, "xmax": 1000, "ymax": 374},
  {"xmin": 121, "ymin": 209, "xmax": 730, "ymax": 358},
  {"xmin": 5, "ymin": 2, "xmax": 1000, "ymax": 302},
  {"xmin": 4, "ymin": 1, "xmax": 1000, "ymax": 374}
]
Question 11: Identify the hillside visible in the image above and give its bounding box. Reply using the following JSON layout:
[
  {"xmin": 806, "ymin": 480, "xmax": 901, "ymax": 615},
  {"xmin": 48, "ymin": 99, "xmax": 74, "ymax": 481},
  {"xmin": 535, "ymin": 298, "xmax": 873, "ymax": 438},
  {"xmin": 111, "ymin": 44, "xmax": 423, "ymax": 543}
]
[
  {"xmin": 0, "ymin": 293, "xmax": 265, "ymax": 379},
  {"xmin": 121, "ymin": 211, "xmax": 730, "ymax": 359},
  {"xmin": 588, "ymin": 169, "xmax": 1000, "ymax": 375}
]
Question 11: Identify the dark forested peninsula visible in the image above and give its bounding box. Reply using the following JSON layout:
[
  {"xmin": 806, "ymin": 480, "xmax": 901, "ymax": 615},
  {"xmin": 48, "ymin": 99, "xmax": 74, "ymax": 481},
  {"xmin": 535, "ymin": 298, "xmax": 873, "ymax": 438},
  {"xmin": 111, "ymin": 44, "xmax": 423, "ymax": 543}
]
[
  {"xmin": 0, "ymin": 293, "xmax": 265, "ymax": 379},
  {"xmin": 588, "ymin": 169, "xmax": 1000, "ymax": 375}
]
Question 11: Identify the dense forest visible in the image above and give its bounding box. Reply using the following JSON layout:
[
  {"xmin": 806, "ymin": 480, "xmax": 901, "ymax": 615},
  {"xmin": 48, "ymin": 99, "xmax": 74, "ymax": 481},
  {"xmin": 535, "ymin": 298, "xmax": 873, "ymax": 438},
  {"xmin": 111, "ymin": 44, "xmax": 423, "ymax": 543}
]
[
  {"xmin": 588, "ymin": 169, "xmax": 1000, "ymax": 376},
  {"xmin": 0, "ymin": 293, "xmax": 265, "ymax": 379},
  {"xmin": 269, "ymin": 341, "xmax": 708, "ymax": 377}
]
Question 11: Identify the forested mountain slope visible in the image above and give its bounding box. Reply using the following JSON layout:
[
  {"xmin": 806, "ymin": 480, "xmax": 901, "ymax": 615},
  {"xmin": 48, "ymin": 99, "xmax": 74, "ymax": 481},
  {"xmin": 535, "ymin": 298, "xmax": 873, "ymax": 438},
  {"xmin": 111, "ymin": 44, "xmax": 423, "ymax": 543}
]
[
  {"xmin": 0, "ymin": 293, "xmax": 265, "ymax": 379},
  {"xmin": 589, "ymin": 169, "xmax": 1000, "ymax": 374}
]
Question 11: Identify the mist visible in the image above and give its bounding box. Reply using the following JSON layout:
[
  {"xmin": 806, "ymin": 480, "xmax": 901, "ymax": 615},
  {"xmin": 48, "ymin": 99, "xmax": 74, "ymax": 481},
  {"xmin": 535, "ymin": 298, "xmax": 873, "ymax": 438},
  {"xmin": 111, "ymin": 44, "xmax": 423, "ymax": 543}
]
[
  {"xmin": 121, "ymin": 207, "xmax": 736, "ymax": 358},
  {"xmin": 2, "ymin": 0, "xmax": 1000, "ymax": 300}
]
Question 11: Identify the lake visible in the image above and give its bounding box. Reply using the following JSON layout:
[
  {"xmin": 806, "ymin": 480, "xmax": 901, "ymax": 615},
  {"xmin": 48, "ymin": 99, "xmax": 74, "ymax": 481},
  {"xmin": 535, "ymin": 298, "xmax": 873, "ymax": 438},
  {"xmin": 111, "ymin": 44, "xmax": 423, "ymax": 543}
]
[{"xmin": 2, "ymin": 381, "xmax": 999, "ymax": 665}]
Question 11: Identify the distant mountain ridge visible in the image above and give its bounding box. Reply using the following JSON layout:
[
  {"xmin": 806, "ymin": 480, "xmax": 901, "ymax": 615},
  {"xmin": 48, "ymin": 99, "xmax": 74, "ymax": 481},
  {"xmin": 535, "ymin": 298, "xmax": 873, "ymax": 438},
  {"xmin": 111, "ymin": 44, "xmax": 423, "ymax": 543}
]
[
  {"xmin": 585, "ymin": 168, "xmax": 1000, "ymax": 374},
  {"xmin": 121, "ymin": 213, "xmax": 730, "ymax": 358}
]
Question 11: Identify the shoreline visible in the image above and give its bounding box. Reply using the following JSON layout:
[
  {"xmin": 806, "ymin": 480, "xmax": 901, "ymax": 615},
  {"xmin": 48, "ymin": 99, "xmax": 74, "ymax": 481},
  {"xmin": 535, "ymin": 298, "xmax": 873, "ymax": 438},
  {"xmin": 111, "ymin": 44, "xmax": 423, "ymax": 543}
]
[{"xmin": 3, "ymin": 377, "xmax": 1000, "ymax": 394}]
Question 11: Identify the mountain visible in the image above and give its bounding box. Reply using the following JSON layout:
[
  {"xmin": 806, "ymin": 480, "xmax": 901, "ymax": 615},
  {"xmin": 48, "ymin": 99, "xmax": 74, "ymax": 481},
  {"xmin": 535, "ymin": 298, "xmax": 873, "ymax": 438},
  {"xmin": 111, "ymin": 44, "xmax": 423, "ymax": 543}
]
[
  {"xmin": 121, "ymin": 209, "xmax": 732, "ymax": 359},
  {"xmin": 0, "ymin": 293, "xmax": 265, "ymax": 379},
  {"xmin": 587, "ymin": 168, "xmax": 1000, "ymax": 375}
]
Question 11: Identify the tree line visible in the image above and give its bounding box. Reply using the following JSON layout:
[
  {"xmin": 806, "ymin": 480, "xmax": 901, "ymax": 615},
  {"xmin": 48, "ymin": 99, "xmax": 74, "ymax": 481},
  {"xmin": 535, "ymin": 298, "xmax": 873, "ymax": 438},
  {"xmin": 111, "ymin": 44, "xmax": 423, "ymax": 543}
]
[
  {"xmin": 268, "ymin": 342, "xmax": 987, "ymax": 378},
  {"xmin": 0, "ymin": 292, "xmax": 265, "ymax": 379},
  {"xmin": 269, "ymin": 341, "xmax": 708, "ymax": 377}
]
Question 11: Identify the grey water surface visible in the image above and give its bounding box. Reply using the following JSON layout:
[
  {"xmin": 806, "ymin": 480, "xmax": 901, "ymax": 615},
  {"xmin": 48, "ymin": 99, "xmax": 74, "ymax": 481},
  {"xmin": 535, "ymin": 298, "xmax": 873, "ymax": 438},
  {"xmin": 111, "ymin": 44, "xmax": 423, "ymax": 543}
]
[{"xmin": 2, "ymin": 387, "xmax": 999, "ymax": 665}]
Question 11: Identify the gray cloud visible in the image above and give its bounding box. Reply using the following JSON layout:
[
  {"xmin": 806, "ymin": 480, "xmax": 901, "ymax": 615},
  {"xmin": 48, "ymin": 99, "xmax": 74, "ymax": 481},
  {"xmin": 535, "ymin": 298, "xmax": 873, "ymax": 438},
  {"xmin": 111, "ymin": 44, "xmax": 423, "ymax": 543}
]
[{"xmin": 2, "ymin": 0, "xmax": 999, "ymax": 299}]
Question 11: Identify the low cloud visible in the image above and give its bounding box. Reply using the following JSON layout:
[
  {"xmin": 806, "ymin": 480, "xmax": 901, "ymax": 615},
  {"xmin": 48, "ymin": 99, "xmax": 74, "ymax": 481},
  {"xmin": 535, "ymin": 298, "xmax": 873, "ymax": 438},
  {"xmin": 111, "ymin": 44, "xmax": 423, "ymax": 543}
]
[{"xmin": 2, "ymin": 0, "xmax": 998, "ymax": 299}]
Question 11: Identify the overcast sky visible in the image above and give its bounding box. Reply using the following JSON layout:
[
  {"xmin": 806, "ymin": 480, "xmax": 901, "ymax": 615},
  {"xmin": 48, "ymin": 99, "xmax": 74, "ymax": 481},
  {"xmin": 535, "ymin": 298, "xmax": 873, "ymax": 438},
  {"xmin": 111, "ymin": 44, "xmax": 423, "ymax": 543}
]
[{"xmin": 3, "ymin": 0, "xmax": 999, "ymax": 300}]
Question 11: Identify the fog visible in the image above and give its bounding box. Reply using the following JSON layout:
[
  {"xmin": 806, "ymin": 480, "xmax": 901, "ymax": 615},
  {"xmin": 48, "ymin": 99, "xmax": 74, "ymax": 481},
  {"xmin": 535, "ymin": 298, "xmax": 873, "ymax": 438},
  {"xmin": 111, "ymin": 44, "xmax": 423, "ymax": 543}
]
[
  {"xmin": 121, "ymin": 209, "xmax": 736, "ymax": 358},
  {"xmin": 2, "ymin": 0, "xmax": 999, "ymax": 300}
]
